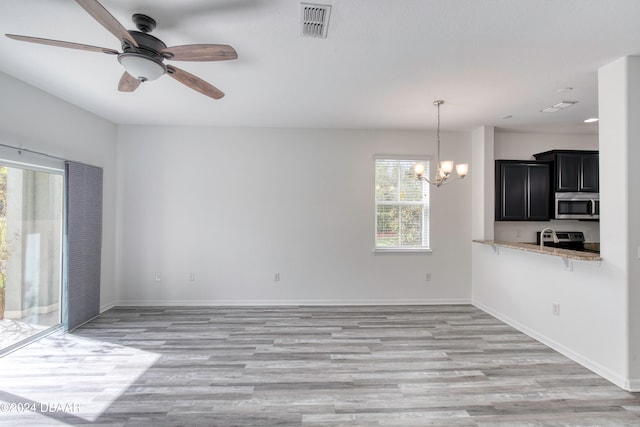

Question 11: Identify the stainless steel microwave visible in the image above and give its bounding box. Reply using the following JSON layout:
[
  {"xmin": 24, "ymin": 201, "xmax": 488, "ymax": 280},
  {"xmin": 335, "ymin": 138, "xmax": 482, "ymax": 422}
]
[{"xmin": 555, "ymin": 192, "xmax": 599, "ymax": 220}]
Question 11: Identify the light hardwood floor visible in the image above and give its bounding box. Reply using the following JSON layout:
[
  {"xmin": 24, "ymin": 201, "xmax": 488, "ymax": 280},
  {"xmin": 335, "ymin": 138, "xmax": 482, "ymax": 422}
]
[{"xmin": 1, "ymin": 305, "xmax": 639, "ymax": 426}]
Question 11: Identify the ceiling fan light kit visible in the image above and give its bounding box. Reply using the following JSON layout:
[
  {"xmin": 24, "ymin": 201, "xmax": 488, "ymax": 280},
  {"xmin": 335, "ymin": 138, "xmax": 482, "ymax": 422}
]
[
  {"xmin": 5, "ymin": 0, "xmax": 237, "ymax": 99},
  {"xmin": 118, "ymin": 53, "xmax": 166, "ymax": 82}
]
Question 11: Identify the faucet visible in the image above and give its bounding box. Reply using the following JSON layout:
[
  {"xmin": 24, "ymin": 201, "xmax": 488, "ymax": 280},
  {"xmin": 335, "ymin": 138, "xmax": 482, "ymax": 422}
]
[{"xmin": 540, "ymin": 227, "xmax": 559, "ymax": 250}]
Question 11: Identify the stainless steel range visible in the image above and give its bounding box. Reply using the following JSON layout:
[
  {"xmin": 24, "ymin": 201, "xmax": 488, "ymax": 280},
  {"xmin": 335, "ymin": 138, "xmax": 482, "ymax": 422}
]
[{"xmin": 536, "ymin": 231, "xmax": 599, "ymax": 253}]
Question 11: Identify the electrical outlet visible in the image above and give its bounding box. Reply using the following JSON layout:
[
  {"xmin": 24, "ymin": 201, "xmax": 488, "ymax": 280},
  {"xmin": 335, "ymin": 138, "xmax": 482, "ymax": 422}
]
[
  {"xmin": 552, "ymin": 303, "xmax": 560, "ymax": 316},
  {"xmin": 274, "ymin": 272, "xmax": 280, "ymax": 282},
  {"xmin": 425, "ymin": 273, "xmax": 431, "ymax": 282},
  {"xmin": 154, "ymin": 272, "xmax": 161, "ymax": 282},
  {"xmin": 189, "ymin": 272, "xmax": 195, "ymax": 282}
]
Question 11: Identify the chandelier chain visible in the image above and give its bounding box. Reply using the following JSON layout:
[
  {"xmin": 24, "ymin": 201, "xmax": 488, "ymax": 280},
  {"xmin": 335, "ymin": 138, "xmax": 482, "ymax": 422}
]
[{"xmin": 436, "ymin": 101, "xmax": 441, "ymax": 166}]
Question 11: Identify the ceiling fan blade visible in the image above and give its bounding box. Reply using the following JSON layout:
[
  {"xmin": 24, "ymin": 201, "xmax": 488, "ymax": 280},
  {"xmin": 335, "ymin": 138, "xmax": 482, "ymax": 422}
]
[
  {"xmin": 5, "ymin": 34, "xmax": 118, "ymax": 55},
  {"xmin": 118, "ymin": 72, "xmax": 141, "ymax": 92},
  {"xmin": 75, "ymin": 0, "xmax": 138, "ymax": 47},
  {"xmin": 166, "ymin": 65, "xmax": 224, "ymax": 99},
  {"xmin": 161, "ymin": 44, "xmax": 238, "ymax": 62}
]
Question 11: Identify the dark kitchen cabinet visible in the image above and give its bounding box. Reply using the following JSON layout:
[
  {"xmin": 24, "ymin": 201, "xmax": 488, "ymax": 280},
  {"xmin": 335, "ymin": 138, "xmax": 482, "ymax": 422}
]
[
  {"xmin": 495, "ymin": 160, "xmax": 551, "ymax": 221},
  {"xmin": 534, "ymin": 150, "xmax": 599, "ymax": 192},
  {"xmin": 579, "ymin": 153, "xmax": 599, "ymax": 192}
]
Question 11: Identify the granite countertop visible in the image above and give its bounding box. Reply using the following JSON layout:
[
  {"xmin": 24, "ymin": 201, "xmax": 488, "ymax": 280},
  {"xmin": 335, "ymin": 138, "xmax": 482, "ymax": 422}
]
[{"xmin": 473, "ymin": 240, "xmax": 602, "ymax": 261}]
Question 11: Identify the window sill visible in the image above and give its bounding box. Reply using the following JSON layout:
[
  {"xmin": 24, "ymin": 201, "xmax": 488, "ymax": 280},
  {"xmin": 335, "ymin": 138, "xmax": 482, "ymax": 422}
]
[{"xmin": 373, "ymin": 248, "xmax": 432, "ymax": 255}]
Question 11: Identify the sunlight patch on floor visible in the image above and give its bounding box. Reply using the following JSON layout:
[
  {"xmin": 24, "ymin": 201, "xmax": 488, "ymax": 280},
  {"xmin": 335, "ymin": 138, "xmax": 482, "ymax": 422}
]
[{"xmin": 0, "ymin": 331, "xmax": 160, "ymax": 423}]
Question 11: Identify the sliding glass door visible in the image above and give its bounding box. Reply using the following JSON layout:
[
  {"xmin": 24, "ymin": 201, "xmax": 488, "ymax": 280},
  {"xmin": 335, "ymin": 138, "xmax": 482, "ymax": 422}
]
[{"xmin": 0, "ymin": 163, "xmax": 63, "ymax": 352}]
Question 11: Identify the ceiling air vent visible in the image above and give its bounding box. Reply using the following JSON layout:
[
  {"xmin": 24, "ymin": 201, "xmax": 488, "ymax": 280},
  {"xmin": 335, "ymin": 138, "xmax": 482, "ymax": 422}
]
[{"xmin": 300, "ymin": 3, "xmax": 331, "ymax": 38}]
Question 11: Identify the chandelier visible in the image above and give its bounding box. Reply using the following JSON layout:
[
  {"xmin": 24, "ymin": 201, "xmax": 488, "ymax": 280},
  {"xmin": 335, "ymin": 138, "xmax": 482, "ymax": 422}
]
[{"xmin": 414, "ymin": 100, "xmax": 469, "ymax": 187}]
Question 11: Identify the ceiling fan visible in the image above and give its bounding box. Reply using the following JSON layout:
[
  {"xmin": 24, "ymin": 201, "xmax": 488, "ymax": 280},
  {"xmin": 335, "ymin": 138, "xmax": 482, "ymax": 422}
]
[{"xmin": 5, "ymin": 0, "xmax": 238, "ymax": 99}]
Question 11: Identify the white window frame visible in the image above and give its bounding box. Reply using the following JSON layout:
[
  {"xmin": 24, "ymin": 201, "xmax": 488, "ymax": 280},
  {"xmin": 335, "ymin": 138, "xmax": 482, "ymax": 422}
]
[{"xmin": 373, "ymin": 155, "xmax": 431, "ymax": 253}]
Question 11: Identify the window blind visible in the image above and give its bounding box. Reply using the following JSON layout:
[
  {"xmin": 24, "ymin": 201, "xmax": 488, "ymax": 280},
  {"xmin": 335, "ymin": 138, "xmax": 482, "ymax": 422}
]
[{"xmin": 64, "ymin": 161, "xmax": 103, "ymax": 331}]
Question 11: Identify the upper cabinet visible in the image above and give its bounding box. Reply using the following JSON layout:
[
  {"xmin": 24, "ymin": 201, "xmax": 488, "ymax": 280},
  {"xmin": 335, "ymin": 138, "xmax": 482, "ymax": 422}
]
[
  {"xmin": 495, "ymin": 160, "xmax": 551, "ymax": 221},
  {"xmin": 534, "ymin": 150, "xmax": 599, "ymax": 192}
]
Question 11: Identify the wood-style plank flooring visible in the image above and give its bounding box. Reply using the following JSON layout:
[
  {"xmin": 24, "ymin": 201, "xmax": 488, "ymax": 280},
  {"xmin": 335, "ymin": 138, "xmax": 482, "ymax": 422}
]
[{"xmin": 1, "ymin": 305, "xmax": 640, "ymax": 426}]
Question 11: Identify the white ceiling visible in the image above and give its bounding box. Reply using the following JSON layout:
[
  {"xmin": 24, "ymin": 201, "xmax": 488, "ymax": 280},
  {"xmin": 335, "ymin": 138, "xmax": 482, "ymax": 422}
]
[{"xmin": 2, "ymin": 0, "xmax": 640, "ymax": 133}]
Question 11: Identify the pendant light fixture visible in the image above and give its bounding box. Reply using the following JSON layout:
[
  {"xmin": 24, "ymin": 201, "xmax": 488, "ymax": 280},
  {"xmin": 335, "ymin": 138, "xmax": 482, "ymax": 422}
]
[{"xmin": 414, "ymin": 100, "xmax": 469, "ymax": 187}]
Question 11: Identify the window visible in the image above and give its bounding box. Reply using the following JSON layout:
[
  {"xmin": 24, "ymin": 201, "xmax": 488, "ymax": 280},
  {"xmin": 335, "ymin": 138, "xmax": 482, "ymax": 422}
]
[{"xmin": 375, "ymin": 157, "xmax": 430, "ymax": 251}]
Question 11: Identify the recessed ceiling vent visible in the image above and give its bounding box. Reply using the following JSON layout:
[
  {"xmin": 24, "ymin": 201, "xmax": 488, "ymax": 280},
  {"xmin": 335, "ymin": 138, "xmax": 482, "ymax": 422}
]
[
  {"xmin": 541, "ymin": 101, "xmax": 578, "ymax": 113},
  {"xmin": 300, "ymin": 3, "xmax": 331, "ymax": 38}
]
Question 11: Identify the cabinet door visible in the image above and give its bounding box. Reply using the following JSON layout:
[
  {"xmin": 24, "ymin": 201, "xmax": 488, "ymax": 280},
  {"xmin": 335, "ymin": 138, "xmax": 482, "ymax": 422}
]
[
  {"xmin": 527, "ymin": 164, "xmax": 551, "ymax": 221},
  {"xmin": 556, "ymin": 153, "xmax": 579, "ymax": 192},
  {"xmin": 498, "ymin": 163, "xmax": 526, "ymax": 221},
  {"xmin": 580, "ymin": 153, "xmax": 599, "ymax": 192}
]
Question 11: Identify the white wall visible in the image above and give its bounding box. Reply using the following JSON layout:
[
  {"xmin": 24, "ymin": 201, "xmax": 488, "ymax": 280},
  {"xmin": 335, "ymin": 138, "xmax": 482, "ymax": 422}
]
[
  {"xmin": 115, "ymin": 126, "xmax": 472, "ymax": 305},
  {"xmin": 472, "ymin": 243, "xmax": 627, "ymax": 388},
  {"xmin": 471, "ymin": 127, "xmax": 494, "ymax": 241},
  {"xmin": 494, "ymin": 131, "xmax": 600, "ymax": 243},
  {"xmin": 0, "ymin": 71, "xmax": 118, "ymax": 310},
  {"xmin": 626, "ymin": 59, "xmax": 640, "ymax": 387},
  {"xmin": 495, "ymin": 131, "xmax": 598, "ymax": 160},
  {"xmin": 598, "ymin": 56, "xmax": 640, "ymax": 387}
]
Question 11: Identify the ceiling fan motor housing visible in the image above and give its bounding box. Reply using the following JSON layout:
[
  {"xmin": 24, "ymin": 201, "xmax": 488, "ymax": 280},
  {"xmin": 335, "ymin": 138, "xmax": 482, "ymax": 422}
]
[{"xmin": 122, "ymin": 31, "xmax": 166, "ymax": 59}]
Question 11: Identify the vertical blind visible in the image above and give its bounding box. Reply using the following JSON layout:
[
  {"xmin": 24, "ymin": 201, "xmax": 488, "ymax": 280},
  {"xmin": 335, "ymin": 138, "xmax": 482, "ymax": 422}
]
[{"xmin": 64, "ymin": 161, "xmax": 103, "ymax": 331}]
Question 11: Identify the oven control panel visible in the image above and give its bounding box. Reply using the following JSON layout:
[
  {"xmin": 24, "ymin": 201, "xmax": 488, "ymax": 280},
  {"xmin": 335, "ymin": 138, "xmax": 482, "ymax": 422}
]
[{"xmin": 539, "ymin": 231, "xmax": 585, "ymax": 243}]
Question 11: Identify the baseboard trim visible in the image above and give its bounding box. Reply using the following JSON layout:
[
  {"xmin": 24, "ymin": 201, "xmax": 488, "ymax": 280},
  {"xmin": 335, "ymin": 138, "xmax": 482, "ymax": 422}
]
[
  {"xmin": 100, "ymin": 301, "xmax": 116, "ymax": 313},
  {"xmin": 108, "ymin": 298, "xmax": 471, "ymax": 307},
  {"xmin": 472, "ymin": 299, "xmax": 633, "ymax": 391},
  {"xmin": 625, "ymin": 378, "xmax": 640, "ymax": 392}
]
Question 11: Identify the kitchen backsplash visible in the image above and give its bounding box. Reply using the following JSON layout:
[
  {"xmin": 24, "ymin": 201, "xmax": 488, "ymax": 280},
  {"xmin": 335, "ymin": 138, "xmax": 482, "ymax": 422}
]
[{"xmin": 494, "ymin": 220, "xmax": 600, "ymax": 243}]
